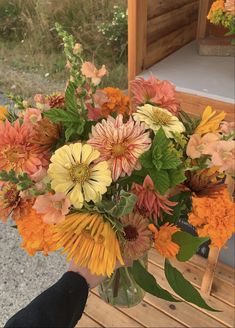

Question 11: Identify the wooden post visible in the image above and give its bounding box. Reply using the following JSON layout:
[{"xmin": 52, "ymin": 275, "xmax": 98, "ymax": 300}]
[
  {"xmin": 201, "ymin": 246, "xmax": 220, "ymax": 296},
  {"xmin": 196, "ymin": 0, "xmax": 211, "ymax": 40}
]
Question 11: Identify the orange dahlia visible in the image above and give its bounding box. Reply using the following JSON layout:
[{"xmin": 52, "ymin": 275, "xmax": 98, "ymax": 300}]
[
  {"xmin": 0, "ymin": 120, "xmax": 49, "ymax": 176},
  {"xmin": 99, "ymin": 87, "xmax": 130, "ymax": 118},
  {"xmin": 149, "ymin": 223, "xmax": 180, "ymax": 258},
  {"xmin": 16, "ymin": 208, "xmax": 58, "ymax": 256},
  {"xmin": 188, "ymin": 187, "xmax": 235, "ymax": 249}
]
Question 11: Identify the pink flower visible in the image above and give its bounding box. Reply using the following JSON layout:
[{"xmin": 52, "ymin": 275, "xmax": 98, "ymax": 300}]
[
  {"xmin": 220, "ymin": 121, "xmax": 235, "ymax": 136},
  {"xmin": 33, "ymin": 193, "xmax": 71, "ymax": 224},
  {"xmin": 186, "ymin": 133, "xmax": 220, "ymax": 159},
  {"xmin": 207, "ymin": 140, "xmax": 235, "ymax": 175},
  {"xmin": 130, "ymin": 75, "xmax": 180, "ymax": 115},
  {"xmin": 34, "ymin": 94, "xmax": 46, "ymax": 104},
  {"xmin": 81, "ymin": 61, "xmax": 107, "ymax": 86},
  {"xmin": 88, "ymin": 115, "xmax": 151, "ymax": 181},
  {"xmin": 23, "ymin": 108, "xmax": 42, "ymax": 126},
  {"xmin": 86, "ymin": 90, "xmax": 108, "ymax": 120},
  {"xmin": 131, "ymin": 175, "xmax": 177, "ymax": 223},
  {"xmin": 30, "ymin": 167, "xmax": 47, "ymax": 182}
]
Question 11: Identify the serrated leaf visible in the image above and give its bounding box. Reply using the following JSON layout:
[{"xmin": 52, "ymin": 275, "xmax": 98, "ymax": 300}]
[
  {"xmin": 104, "ymin": 191, "xmax": 137, "ymax": 218},
  {"xmin": 65, "ymin": 82, "xmax": 78, "ymax": 112},
  {"xmin": 172, "ymin": 231, "xmax": 209, "ymax": 262},
  {"xmin": 164, "ymin": 260, "xmax": 219, "ymax": 311},
  {"xmin": 168, "ymin": 168, "xmax": 186, "ymax": 187},
  {"xmin": 44, "ymin": 108, "xmax": 79, "ymax": 123},
  {"xmin": 140, "ymin": 150, "xmax": 154, "ymax": 169},
  {"xmin": 153, "ymin": 128, "xmax": 169, "ymax": 149},
  {"xmin": 131, "ymin": 261, "xmax": 179, "ymax": 302},
  {"xmin": 150, "ymin": 169, "xmax": 170, "ymax": 195},
  {"xmin": 161, "ymin": 152, "xmax": 181, "ymax": 169}
]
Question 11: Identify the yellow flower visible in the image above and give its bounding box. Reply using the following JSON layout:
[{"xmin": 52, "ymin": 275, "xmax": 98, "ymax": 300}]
[
  {"xmin": 54, "ymin": 212, "xmax": 124, "ymax": 276},
  {"xmin": 195, "ymin": 106, "xmax": 225, "ymax": 135},
  {"xmin": 133, "ymin": 104, "xmax": 185, "ymax": 138},
  {"xmin": 149, "ymin": 223, "xmax": 180, "ymax": 258},
  {"xmin": 48, "ymin": 143, "xmax": 112, "ymax": 209},
  {"xmin": 0, "ymin": 106, "xmax": 8, "ymax": 121}
]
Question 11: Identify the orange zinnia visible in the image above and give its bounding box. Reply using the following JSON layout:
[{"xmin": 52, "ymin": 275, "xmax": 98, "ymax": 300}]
[
  {"xmin": 149, "ymin": 223, "xmax": 180, "ymax": 258},
  {"xmin": 16, "ymin": 208, "xmax": 58, "ymax": 256},
  {"xmin": 188, "ymin": 187, "xmax": 235, "ymax": 249}
]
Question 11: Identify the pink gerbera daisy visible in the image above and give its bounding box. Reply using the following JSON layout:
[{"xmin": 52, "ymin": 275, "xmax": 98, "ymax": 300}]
[
  {"xmin": 121, "ymin": 212, "xmax": 152, "ymax": 260},
  {"xmin": 88, "ymin": 115, "xmax": 151, "ymax": 181},
  {"xmin": 132, "ymin": 175, "xmax": 177, "ymax": 223},
  {"xmin": 0, "ymin": 120, "xmax": 49, "ymax": 176},
  {"xmin": 130, "ymin": 75, "xmax": 180, "ymax": 115}
]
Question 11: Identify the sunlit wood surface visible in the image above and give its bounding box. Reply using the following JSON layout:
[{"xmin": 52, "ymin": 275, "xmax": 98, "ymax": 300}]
[{"xmin": 77, "ymin": 251, "xmax": 235, "ymax": 327}]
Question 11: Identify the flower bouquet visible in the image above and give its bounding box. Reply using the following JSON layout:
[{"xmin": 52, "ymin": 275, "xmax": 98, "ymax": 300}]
[{"xmin": 1, "ymin": 24, "xmax": 234, "ymax": 310}]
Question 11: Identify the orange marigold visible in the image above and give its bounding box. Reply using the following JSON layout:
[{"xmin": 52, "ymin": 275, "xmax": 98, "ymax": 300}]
[
  {"xmin": 207, "ymin": 0, "xmax": 225, "ymax": 19},
  {"xmin": 100, "ymin": 87, "xmax": 130, "ymax": 117},
  {"xmin": 16, "ymin": 208, "xmax": 58, "ymax": 256},
  {"xmin": 149, "ymin": 223, "xmax": 180, "ymax": 258},
  {"xmin": 188, "ymin": 187, "xmax": 235, "ymax": 249}
]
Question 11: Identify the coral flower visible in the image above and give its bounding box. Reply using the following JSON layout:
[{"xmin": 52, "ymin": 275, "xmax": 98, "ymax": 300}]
[
  {"xmin": 186, "ymin": 133, "xmax": 220, "ymax": 159},
  {"xmin": 0, "ymin": 120, "xmax": 49, "ymax": 176},
  {"xmin": 0, "ymin": 105, "xmax": 8, "ymax": 120},
  {"xmin": 33, "ymin": 193, "xmax": 71, "ymax": 224},
  {"xmin": 0, "ymin": 182, "xmax": 20, "ymax": 222},
  {"xmin": 48, "ymin": 143, "xmax": 112, "ymax": 208},
  {"xmin": 133, "ymin": 104, "xmax": 185, "ymax": 138},
  {"xmin": 120, "ymin": 212, "xmax": 152, "ymax": 260},
  {"xmin": 188, "ymin": 187, "xmax": 235, "ymax": 249},
  {"xmin": 23, "ymin": 108, "xmax": 42, "ymax": 126},
  {"xmin": 54, "ymin": 212, "xmax": 124, "ymax": 276},
  {"xmin": 16, "ymin": 208, "xmax": 58, "ymax": 256},
  {"xmin": 149, "ymin": 223, "xmax": 180, "ymax": 258},
  {"xmin": 81, "ymin": 61, "xmax": 107, "ymax": 86},
  {"xmin": 220, "ymin": 121, "xmax": 235, "ymax": 137},
  {"xmin": 88, "ymin": 115, "xmax": 151, "ymax": 181},
  {"xmin": 132, "ymin": 176, "xmax": 177, "ymax": 222},
  {"xmin": 195, "ymin": 106, "xmax": 225, "ymax": 135},
  {"xmin": 130, "ymin": 76, "xmax": 180, "ymax": 115},
  {"xmin": 207, "ymin": 140, "xmax": 235, "ymax": 175}
]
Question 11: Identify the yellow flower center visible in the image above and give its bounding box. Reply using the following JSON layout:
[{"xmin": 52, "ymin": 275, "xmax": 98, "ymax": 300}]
[
  {"xmin": 69, "ymin": 163, "xmax": 90, "ymax": 183},
  {"xmin": 112, "ymin": 143, "xmax": 126, "ymax": 156},
  {"xmin": 152, "ymin": 109, "xmax": 172, "ymax": 125}
]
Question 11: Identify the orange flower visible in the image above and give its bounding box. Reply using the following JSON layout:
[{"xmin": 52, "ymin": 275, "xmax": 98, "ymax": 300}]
[
  {"xmin": 100, "ymin": 87, "xmax": 130, "ymax": 118},
  {"xmin": 149, "ymin": 223, "xmax": 180, "ymax": 258},
  {"xmin": 188, "ymin": 187, "xmax": 235, "ymax": 249},
  {"xmin": 207, "ymin": 0, "xmax": 225, "ymax": 19},
  {"xmin": 0, "ymin": 106, "xmax": 8, "ymax": 121},
  {"xmin": 16, "ymin": 208, "xmax": 58, "ymax": 256}
]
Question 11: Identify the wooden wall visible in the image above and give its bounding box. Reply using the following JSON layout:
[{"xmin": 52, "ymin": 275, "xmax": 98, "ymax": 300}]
[{"xmin": 145, "ymin": 0, "xmax": 200, "ymax": 68}]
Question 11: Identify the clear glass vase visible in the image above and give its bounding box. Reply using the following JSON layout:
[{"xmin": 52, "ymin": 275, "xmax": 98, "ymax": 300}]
[{"xmin": 98, "ymin": 255, "xmax": 147, "ymax": 307}]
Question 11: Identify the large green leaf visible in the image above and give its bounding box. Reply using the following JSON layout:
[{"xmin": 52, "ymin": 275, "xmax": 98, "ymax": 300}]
[
  {"xmin": 150, "ymin": 169, "xmax": 170, "ymax": 195},
  {"xmin": 168, "ymin": 168, "xmax": 186, "ymax": 186},
  {"xmin": 104, "ymin": 191, "xmax": 137, "ymax": 218},
  {"xmin": 65, "ymin": 82, "xmax": 78, "ymax": 112},
  {"xmin": 172, "ymin": 231, "xmax": 209, "ymax": 262},
  {"xmin": 44, "ymin": 108, "xmax": 80, "ymax": 123},
  {"xmin": 164, "ymin": 260, "xmax": 219, "ymax": 311},
  {"xmin": 153, "ymin": 127, "xmax": 169, "ymax": 149},
  {"xmin": 162, "ymin": 191, "xmax": 191, "ymax": 225},
  {"xmin": 131, "ymin": 261, "xmax": 179, "ymax": 302},
  {"xmin": 140, "ymin": 150, "xmax": 154, "ymax": 169}
]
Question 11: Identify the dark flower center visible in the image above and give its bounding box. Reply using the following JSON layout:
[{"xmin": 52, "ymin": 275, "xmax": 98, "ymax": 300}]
[{"xmin": 124, "ymin": 225, "xmax": 139, "ymax": 241}]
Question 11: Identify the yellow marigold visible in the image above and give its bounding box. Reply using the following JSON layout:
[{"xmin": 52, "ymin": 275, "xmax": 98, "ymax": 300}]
[
  {"xmin": 188, "ymin": 187, "xmax": 235, "ymax": 249},
  {"xmin": 16, "ymin": 208, "xmax": 58, "ymax": 256},
  {"xmin": 149, "ymin": 223, "xmax": 180, "ymax": 258},
  {"xmin": 101, "ymin": 87, "xmax": 130, "ymax": 117},
  {"xmin": 0, "ymin": 106, "xmax": 8, "ymax": 121},
  {"xmin": 54, "ymin": 212, "xmax": 124, "ymax": 276},
  {"xmin": 207, "ymin": 0, "xmax": 225, "ymax": 20},
  {"xmin": 195, "ymin": 106, "xmax": 226, "ymax": 135}
]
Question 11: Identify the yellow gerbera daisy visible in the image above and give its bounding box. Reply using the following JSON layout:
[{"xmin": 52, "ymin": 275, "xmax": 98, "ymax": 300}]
[
  {"xmin": 133, "ymin": 104, "xmax": 185, "ymax": 138},
  {"xmin": 195, "ymin": 106, "xmax": 225, "ymax": 135},
  {"xmin": 48, "ymin": 143, "xmax": 112, "ymax": 208},
  {"xmin": 54, "ymin": 212, "xmax": 124, "ymax": 276}
]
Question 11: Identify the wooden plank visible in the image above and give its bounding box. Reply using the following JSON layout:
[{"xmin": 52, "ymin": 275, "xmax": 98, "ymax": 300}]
[
  {"xmin": 85, "ymin": 293, "xmax": 143, "ymax": 327},
  {"xmin": 147, "ymin": 1, "xmax": 199, "ymax": 44},
  {"xmin": 176, "ymin": 91, "xmax": 235, "ymax": 122},
  {"xmin": 196, "ymin": 0, "xmax": 211, "ymax": 40},
  {"xmin": 76, "ymin": 313, "xmax": 103, "ymax": 327},
  {"xmin": 145, "ymin": 21, "xmax": 197, "ymax": 68},
  {"xmin": 148, "ymin": 261, "xmax": 235, "ymax": 327},
  {"xmin": 92, "ymin": 289, "xmax": 184, "ymax": 328},
  {"xmin": 147, "ymin": 0, "xmax": 193, "ymax": 19},
  {"xmin": 149, "ymin": 249, "xmax": 235, "ymax": 307}
]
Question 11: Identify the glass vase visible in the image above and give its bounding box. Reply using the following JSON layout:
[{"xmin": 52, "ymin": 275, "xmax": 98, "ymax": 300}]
[{"xmin": 98, "ymin": 254, "xmax": 147, "ymax": 307}]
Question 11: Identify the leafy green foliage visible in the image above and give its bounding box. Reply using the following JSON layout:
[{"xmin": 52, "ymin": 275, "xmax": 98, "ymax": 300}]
[
  {"xmin": 178, "ymin": 111, "xmax": 200, "ymax": 135},
  {"xmin": 172, "ymin": 231, "xmax": 209, "ymax": 262},
  {"xmin": 131, "ymin": 260, "xmax": 179, "ymax": 302},
  {"xmin": 0, "ymin": 169, "xmax": 33, "ymax": 190},
  {"xmin": 140, "ymin": 128, "xmax": 186, "ymax": 194},
  {"xmin": 162, "ymin": 191, "xmax": 191, "ymax": 225},
  {"xmin": 164, "ymin": 260, "xmax": 218, "ymax": 311},
  {"xmin": 103, "ymin": 190, "xmax": 137, "ymax": 218}
]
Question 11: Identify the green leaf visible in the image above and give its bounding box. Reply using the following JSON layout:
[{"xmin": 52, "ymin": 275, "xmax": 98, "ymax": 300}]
[
  {"xmin": 168, "ymin": 168, "xmax": 186, "ymax": 187},
  {"xmin": 65, "ymin": 82, "xmax": 78, "ymax": 112},
  {"xmin": 140, "ymin": 150, "xmax": 154, "ymax": 169},
  {"xmin": 162, "ymin": 191, "xmax": 191, "ymax": 225},
  {"xmin": 153, "ymin": 128, "xmax": 169, "ymax": 149},
  {"xmin": 131, "ymin": 260, "xmax": 179, "ymax": 302},
  {"xmin": 44, "ymin": 108, "xmax": 79, "ymax": 123},
  {"xmin": 104, "ymin": 191, "xmax": 137, "ymax": 218},
  {"xmin": 161, "ymin": 152, "xmax": 181, "ymax": 169},
  {"xmin": 172, "ymin": 231, "xmax": 209, "ymax": 262},
  {"xmin": 164, "ymin": 260, "xmax": 219, "ymax": 311},
  {"xmin": 150, "ymin": 169, "xmax": 170, "ymax": 195}
]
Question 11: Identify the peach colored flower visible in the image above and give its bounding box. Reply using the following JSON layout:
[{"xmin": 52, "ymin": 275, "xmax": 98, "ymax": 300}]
[
  {"xmin": 81, "ymin": 61, "xmax": 107, "ymax": 86},
  {"xmin": 208, "ymin": 140, "xmax": 235, "ymax": 175},
  {"xmin": 88, "ymin": 115, "xmax": 151, "ymax": 181},
  {"xmin": 23, "ymin": 108, "xmax": 42, "ymax": 126},
  {"xmin": 33, "ymin": 193, "xmax": 71, "ymax": 224},
  {"xmin": 220, "ymin": 121, "xmax": 235, "ymax": 136},
  {"xmin": 130, "ymin": 75, "xmax": 180, "ymax": 115},
  {"xmin": 30, "ymin": 167, "xmax": 47, "ymax": 182},
  {"xmin": 0, "ymin": 120, "xmax": 49, "ymax": 176},
  {"xmin": 186, "ymin": 133, "xmax": 220, "ymax": 159},
  {"xmin": 132, "ymin": 175, "xmax": 177, "ymax": 223},
  {"xmin": 225, "ymin": 0, "xmax": 235, "ymax": 15}
]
